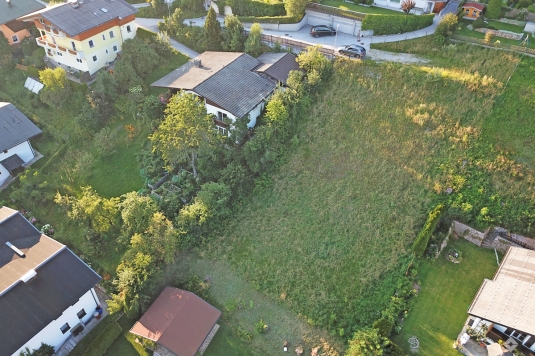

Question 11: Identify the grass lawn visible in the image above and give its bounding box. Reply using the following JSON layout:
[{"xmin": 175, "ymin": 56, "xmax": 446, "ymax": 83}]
[
  {"xmin": 313, "ymin": 0, "xmax": 402, "ymax": 14},
  {"xmin": 456, "ymin": 20, "xmax": 535, "ymax": 49},
  {"xmin": 103, "ymin": 315, "xmax": 152, "ymax": 356},
  {"xmin": 205, "ymin": 322, "xmax": 266, "ymax": 356},
  {"xmin": 146, "ymin": 51, "xmax": 189, "ymax": 96},
  {"xmin": 392, "ymin": 238, "xmax": 498, "ymax": 355}
]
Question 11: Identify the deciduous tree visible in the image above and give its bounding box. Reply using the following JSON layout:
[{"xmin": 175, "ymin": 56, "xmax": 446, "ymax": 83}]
[
  {"xmin": 119, "ymin": 192, "xmax": 158, "ymax": 240},
  {"xmin": 401, "ymin": 0, "xmax": 416, "ymax": 14},
  {"xmin": 434, "ymin": 13, "xmax": 458, "ymax": 44},
  {"xmin": 150, "ymin": 92, "xmax": 220, "ymax": 178},
  {"xmin": 486, "ymin": 0, "xmax": 501, "ymax": 19},
  {"xmin": 284, "ymin": 0, "xmax": 309, "ymax": 18}
]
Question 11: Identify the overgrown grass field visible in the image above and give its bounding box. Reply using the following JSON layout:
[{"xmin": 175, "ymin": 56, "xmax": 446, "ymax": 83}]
[{"xmin": 205, "ymin": 43, "xmax": 535, "ymax": 339}]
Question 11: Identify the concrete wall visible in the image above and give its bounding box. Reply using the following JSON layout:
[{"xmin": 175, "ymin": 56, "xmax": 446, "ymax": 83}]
[
  {"xmin": 306, "ymin": 11, "xmax": 362, "ymax": 36},
  {"xmin": 12, "ymin": 288, "xmax": 99, "ymax": 356},
  {"xmin": 453, "ymin": 221, "xmax": 485, "ymax": 246}
]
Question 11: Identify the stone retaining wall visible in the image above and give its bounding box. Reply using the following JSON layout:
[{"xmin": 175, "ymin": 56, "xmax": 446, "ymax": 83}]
[{"xmin": 452, "ymin": 221, "xmax": 485, "ymax": 246}]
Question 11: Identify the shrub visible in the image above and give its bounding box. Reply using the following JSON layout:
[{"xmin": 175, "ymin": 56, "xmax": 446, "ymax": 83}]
[
  {"xmin": 372, "ymin": 318, "xmax": 393, "ymax": 337},
  {"xmin": 486, "ymin": 0, "xmax": 502, "ymax": 18},
  {"xmin": 434, "ymin": 13, "xmax": 458, "ymax": 44},
  {"xmin": 412, "ymin": 204, "xmax": 444, "ymax": 256},
  {"xmin": 225, "ymin": 0, "xmax": 286, "ymax": 16},
  {"xmin": 473, "ymin": 17, "xmax": 485, "ymax": 28},
  {"xmin": 80, "ymin": 321, "xmax": 122, "ymax": 356},
  {"xmin": 484, "ymin": 31, "xmax": 494, "ymax": 44},
  {"xmin": 254, "ymin": 319, "xmax": 269, "ymax": 333},
  {"xmin": 362, "ymin": 14, "xmax": 434, "ymax": 35}
]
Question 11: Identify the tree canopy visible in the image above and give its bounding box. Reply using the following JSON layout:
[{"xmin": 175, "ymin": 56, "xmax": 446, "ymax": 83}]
[
  {"xmin": 244, "ymin": 23, "xmax": 263, "ymax": 57},
  {"xmin": 204, "ymin": 7, "xmax": 223, "ymax": 50},
  {"xmin": 223, "ymin": 15, "xmax": 245, "ymax": 51}
]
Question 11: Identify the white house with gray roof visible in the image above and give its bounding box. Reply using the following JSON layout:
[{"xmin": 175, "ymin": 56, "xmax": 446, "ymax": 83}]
[
  {"xmin": 151, "ymin": 51, "xmax": 300, "ymax": 135},
  {"xmin": 0, "ymin": 103, "xmax": 42, "ymax": 186}
]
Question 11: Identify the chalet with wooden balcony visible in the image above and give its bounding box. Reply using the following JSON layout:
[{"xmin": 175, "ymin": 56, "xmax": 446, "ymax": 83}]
[{"xmin": 18, "ymin": 0, "xmax": 137, "ymax": 77}]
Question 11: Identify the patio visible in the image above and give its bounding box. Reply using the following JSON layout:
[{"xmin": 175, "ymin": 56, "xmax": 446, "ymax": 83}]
[{"xmin": 55, "ymin": 287, "xmax": 109, "ymax": 356}]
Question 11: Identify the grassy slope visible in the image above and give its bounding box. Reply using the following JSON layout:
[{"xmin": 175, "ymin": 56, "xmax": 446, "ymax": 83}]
[
  {"xmin": 204, "ymin": 322, "xmax": 266, "ymax": 356},
  {"xmin": 103, "ymin": 315, "xmax": 152, "ymax": 356},
  {"xmin": 208, "ymin": 56, "xmax": 509, "ymax": 333},
  {"xmin": 315, "ymin": 0, "xmax": 402, "ymax": 14},
  {"xmin": 392, "ymin": 238, "xmax": 498, "ymax": 355}
]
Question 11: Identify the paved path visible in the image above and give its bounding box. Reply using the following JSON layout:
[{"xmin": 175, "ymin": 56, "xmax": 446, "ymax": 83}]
[
  {"xmin": 136, "ymin": 18, "xmax": 200, "ymax": 58},
  {"xmin": 133, "ymin": 2, "xmax": 150, "ymax": 8}
]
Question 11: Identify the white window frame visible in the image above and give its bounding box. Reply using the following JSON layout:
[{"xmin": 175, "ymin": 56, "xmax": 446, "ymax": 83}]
[
  {"xmin": 92, "ymin": 55, "xmax": 97, "ymax": 62},
  {"xmin": 113, "ymin": 45, "xmax": 118, "ymax": 52},
  {"xmin": 88, "ymin": 40, "xmax": 94, "ymax": 48},
  {"xmin": 109, "ymin": 30, "xmax": 114, "ymax": 38},
  {"xmin": 11, "ymin": 35, "xmax": 19, "ymax": 43}
]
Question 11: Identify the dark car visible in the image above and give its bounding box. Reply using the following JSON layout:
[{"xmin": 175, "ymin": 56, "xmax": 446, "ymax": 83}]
[
  {"xmin": 310, "ymin": 25, "xmax": 336, "ymax": 38},
  {"xmin": 337, "ymin": 44, "xmax": 366, "ymax": 59}
]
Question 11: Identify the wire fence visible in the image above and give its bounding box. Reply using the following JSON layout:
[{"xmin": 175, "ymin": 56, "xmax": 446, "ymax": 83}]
[
  {"xmin": 452, "ymin": 34, "xmax": 535, "ymax": 56},
  {"xmin": 245, "ymin": 31, "xmax": 338, "ymax": 58}
]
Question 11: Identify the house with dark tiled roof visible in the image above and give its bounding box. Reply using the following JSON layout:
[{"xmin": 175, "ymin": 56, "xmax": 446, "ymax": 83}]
[
  {"xmin": 0, "ymin": 102, "xmax": 42, "ymax": 186},
  {"xmin": 0, "ymin": 206, "xmax": 102, "ymax": 356},
  {"xmin": 18, "ymin": 0, "xmax": 137, "ymax": 78},
  {"xmin": 0, "ymin": 0, "xmax": 44, "ymax": 45},
  {"xmin": 151, "ymin": 51, "xmax": 300, "ymax": 135}
]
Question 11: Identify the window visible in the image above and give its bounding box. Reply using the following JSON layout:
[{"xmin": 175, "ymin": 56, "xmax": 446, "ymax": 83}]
[
  {"xmin": 113, "ymin": 45, "xmax": 118, "ymax": 52},
  {"xmin": 126, "ymin": 25, "xmax": 131, "ymax": 33},
  {"xmin": 105, "ymin": 49, "xmax": 109, "ymax": 54},
  {"xmin": 216, "ymin": 126, "xmax": 227, "ymax": 135},
  {"xmin": 102, "ymin": 34, "xmax": 106, "ymax": 40},
  {"xmin": 109, "ymin": 30, "xmax": 114, "ymax": 38},
  {"xmin": 39, "ymin": 18, "xmax": 45, "ymax": 24},
  {"xmin": 76, "ymin": 58, "xmax": 82, "ymax": 63},
  {"xmin": 217, "ymin": 111, "xmax": 228, "ymax": 121},
  {"xmin": 92, "ymin": 55, "xmax": 97, "ymax": 62},
  {"xmin": 11, "ymin": 35, "xmax": 19, "ymax": 43},
  {"xmin": 60, "ymin": 323, "xmax": 70, "ymax": 334},
  {"xmin": 71, "ymin": 41, "xmax": 76, "ymax": 51},
  {"xmin": 88, "ymin": 40, "xmax": 94, "ymax": 48},
  {"xmin": 77, "ymin": 309, "xmax": 87, "ymax": 319}
]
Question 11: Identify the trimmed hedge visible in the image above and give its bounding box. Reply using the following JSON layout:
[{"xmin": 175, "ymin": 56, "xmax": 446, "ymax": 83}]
[
  {"xmin": 80, "ymin": 321, "xmax": 122, "ymax": 356},
  {"xmin": 225, "ymin": 0, "xmax": 286, "ymax": 16},
  {"xmin": 412, "ymin": 204, "xmax": 444, "ymax": 257},
  {"xmin": 237, "ymin": 15, "xmax": 303, "ymax": 23},
  {"xmin": 362, "ymin": 14, "xmax": 434, "ymax": 35},
  {"xmin": 136, "ymin": 27, "xmax": 157, "ymax": 41}
]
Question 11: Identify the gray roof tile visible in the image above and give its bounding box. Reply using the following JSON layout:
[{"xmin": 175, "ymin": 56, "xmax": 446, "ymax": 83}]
[{"xmin": 0, "ymin": 103, "xmax": 42, "ymax": 153}]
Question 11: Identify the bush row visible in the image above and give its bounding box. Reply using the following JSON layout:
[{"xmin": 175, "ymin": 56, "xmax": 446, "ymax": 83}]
[
  {"xmin": 412, "ymin": 204, "xmax": 444, "ymax": 256},
  {"xmin": 80, "ymin": 321, "xmax": 122, "ymax": 356},
  {"xmin": 224, "ymin": 0, "xmax": 286, "ymax": 16},
  {"xmin": 237, "ymin": 15, "xmax": 302, "ymax": 23},
  {"xmin": 362, "ymin": 14, "xmax": 434, "ymax": 35}
]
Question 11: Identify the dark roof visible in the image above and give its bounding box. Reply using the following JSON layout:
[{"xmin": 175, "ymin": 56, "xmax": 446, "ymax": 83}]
[
  {"xmin": 4, "ymin": 20, "xmax": 27, "ymax": 33},
  {"xmin": 0, "ymin": 206, "xmax": 101, "ymax": 356},
  {"xmin": 0, "ymin": 249, "xmax": 101, "ymax": 356},
  {"xmin": 152, "ymin": 52, "xmax": 276, "ymax": 118},
  {"xmin": 255, "ymin": 52, "xmax": 301, "ymax": 84},
  {"xmin": 0, "ymin": 0, "xmax": 44, "ymax": 26},
  {"xmin": 130, "ymin": 287, "xmax": 221, "ymax": 356},
  {"xmin": 20, "ymin": 0, "xmax": 137, "ymax": 37},
  {"xmin": 0, "ymin": 154, "xmax": 24, "ymax": 172},
  {"xmin": 0, "ymin": 103, "xmax": 42, "ymax": 153}
]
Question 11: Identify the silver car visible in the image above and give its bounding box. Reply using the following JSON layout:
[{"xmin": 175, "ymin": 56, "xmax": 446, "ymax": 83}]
[{"xmin": 337, "ymin": 44, "xmax": 366, "ymax": 59}]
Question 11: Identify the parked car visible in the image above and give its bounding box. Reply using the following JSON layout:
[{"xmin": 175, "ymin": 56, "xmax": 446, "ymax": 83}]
[
  {"xmin": 310, "ymin": 25, "xmax": 336, "ymax": 38},
  {"xmin": 337, "ymin": 44, "xmax": 366, "ymax": 58}
]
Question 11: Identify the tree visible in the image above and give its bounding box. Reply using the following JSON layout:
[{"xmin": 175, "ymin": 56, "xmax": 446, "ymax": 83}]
[
  {"xmin": 204, "ymin": 7, "xmax": 223, "ymax": 51},
  {"xmin": 346, "ymin": 328, "xmax": 388, "ymax": 356},
  {"xmin": 55, "ymin": 186, "xmax": 119, "ymax": 234},
  {"xmin": 265, "ymin": 89, "xmax": 290, "ymax": 139},
  {"xmin": 150, "ymin": 92, "xmax": 220, "ymax": 178},
  {"xmin": 114, "ymin": 60, "xmax": 143, "ymax": 91},
  {"xmin": 0, "ymin": 35, "xmax": 14, "ymax": 74},
  {"xmin": 223, "ymin": 15, "xmax": 245, "ymax": 51},
  {"xmin": 130, "ymin": 212, "xmax": 178, "ymax": 263},
  {"xmin": 19, "ymin": 343, "xmax": 55, "ymax": 356},
  {"xmin": 434, "ymin": 13, "xmax": 458, "ymax": 45},
  {"xmin": 121, "ymin": 38, "xmax": 159, "ymax": 79},
  {"xmin": 39, "ymin": 67, "xmax": 70, "ymax": 107},
  {"xmin": 181, "ymin": 0, "xmax": 204, "ymax": 13},
  {"xmin": 119, "ymin": 192, "xmax": 158, "ymax": 240},
  {"xmin": 244, "ymin": 23, "xmax": 263, "ymax": 57},
  {"xmin": 401, "ymin": 0, "xmax": 416, "ymax": 14},
  {"xmin": 486, "ymin": 0, "xmax": 501, "ymax": 19},
  {"xmin": 141, "ymin": 95, "xmax": 166, "ymax": 130},
  {"xmin": 296, "ymin": 45, "xmax": 332, "ymax": 87},
  {"xmin": 151, "ymin": 0, "xmax": 167, "ymax": 17},
  {"xmin": 92, "ymin": 70, "xmax": 118, "ymax": 101},
  {"xmin": 373, "ymin": 318, "xmax": 393, "ymax": 337},
  {"xmin": 284, "ymin": 0, "xmax": 309, "ymax": 18}
]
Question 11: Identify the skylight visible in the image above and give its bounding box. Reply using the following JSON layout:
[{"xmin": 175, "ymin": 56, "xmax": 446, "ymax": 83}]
[{"xmin": 100, "ymin": 8, "xmax": 108, "ymax": 12}]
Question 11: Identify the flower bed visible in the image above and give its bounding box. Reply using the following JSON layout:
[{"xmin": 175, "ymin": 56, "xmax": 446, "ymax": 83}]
[{"xmin": 475, "ymin": 28, "xmax": 523, "ymax": 40}]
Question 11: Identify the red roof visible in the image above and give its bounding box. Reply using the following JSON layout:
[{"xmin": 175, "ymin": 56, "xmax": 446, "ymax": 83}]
[
  {"xmin": 463, "ymin": 2, "xmax": 485, "ymax": 10},
  {"xmin": 130, "ymin": 287, "xmax": 221, "ymax": 356}
]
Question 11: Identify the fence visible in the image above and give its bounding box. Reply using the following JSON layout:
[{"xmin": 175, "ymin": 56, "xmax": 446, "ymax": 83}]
[
  {"xmin": 306, "ymin": 3, "xmax": 367, "ymax": 21},
  {"xmin": 246, "ymin": 31, "xmax": 338, "ymax": 58},
  {"xmin": 451, "ymin": 34, "xmax": 535, "ymax": 56}
]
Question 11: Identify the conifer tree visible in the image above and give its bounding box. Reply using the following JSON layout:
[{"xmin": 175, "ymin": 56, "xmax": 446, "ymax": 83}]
[{"xmin": 204, "ymin": 7, "xmax": 223, "ymax": 51}]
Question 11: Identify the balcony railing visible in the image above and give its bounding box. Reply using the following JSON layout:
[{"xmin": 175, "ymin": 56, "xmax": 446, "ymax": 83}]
[{"xmin": 36, "ymin": 37, "xmax": 80, "ymax": 57}]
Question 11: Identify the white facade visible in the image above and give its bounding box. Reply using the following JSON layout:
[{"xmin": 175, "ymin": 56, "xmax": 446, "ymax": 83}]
[
  {"xmin": 11, "ymin": 288, "xmax": 100, "ymax": 356},
  {"xmin": 0, "ymin": 140, "xmax": 36, "ymax": 185},
  {"xmin": 373, "ymin": 0, "xmax": 435, "ymax": 12}
]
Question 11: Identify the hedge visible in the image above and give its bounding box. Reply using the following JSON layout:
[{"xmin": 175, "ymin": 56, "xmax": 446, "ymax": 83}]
[
  {"xmin": 225, "ymin": 0, "xmax": 286, "ymax": 16},
  {"xmin": 237, "ymin": 14, "xmax": 303, "ymax": 23},
  {"xmin": 80, "ymin": 321, "xmax": 122, "ymax": 356},
  {"xmin": 412, "ymin": 204, "xmax": 444, "ymax": 256},
  {"xmin": 362, "ymin": 14, "xmax": 434, "ymax": 35},
  {"xmin": 136, "ymin": 27, "xmax": 157, "ymax": 41}
]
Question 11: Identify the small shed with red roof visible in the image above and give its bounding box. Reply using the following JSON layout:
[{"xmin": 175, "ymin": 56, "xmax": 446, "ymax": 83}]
[
  {"xmin": 130, "ymin": 286, "xmax": 221, "ymax": 356},
  {"xmin": 462, "ymin": 2, "xmax": 485, "ymax": 18}
]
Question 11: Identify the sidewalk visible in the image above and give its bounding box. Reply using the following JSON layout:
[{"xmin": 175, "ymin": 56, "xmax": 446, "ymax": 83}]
[{"xmin": 136, "ymin": 18, "xmax": 200, "ymax": 58}]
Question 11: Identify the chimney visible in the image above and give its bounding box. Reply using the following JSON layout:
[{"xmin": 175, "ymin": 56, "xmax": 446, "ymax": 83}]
[
  {"xmin": 71, "ymin": 0, "xmax": 80, "ymax": 8},
  {"xmin": 193, "ymin": 59, "xmax": 202, "ymax": 68},
  {"xmin": 7, "ymin": 0, "xmax": 12, "ymax": 7},
  {"xmin": 6, "ymin": 241, "xmax": 25, "ymax": 258}
]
